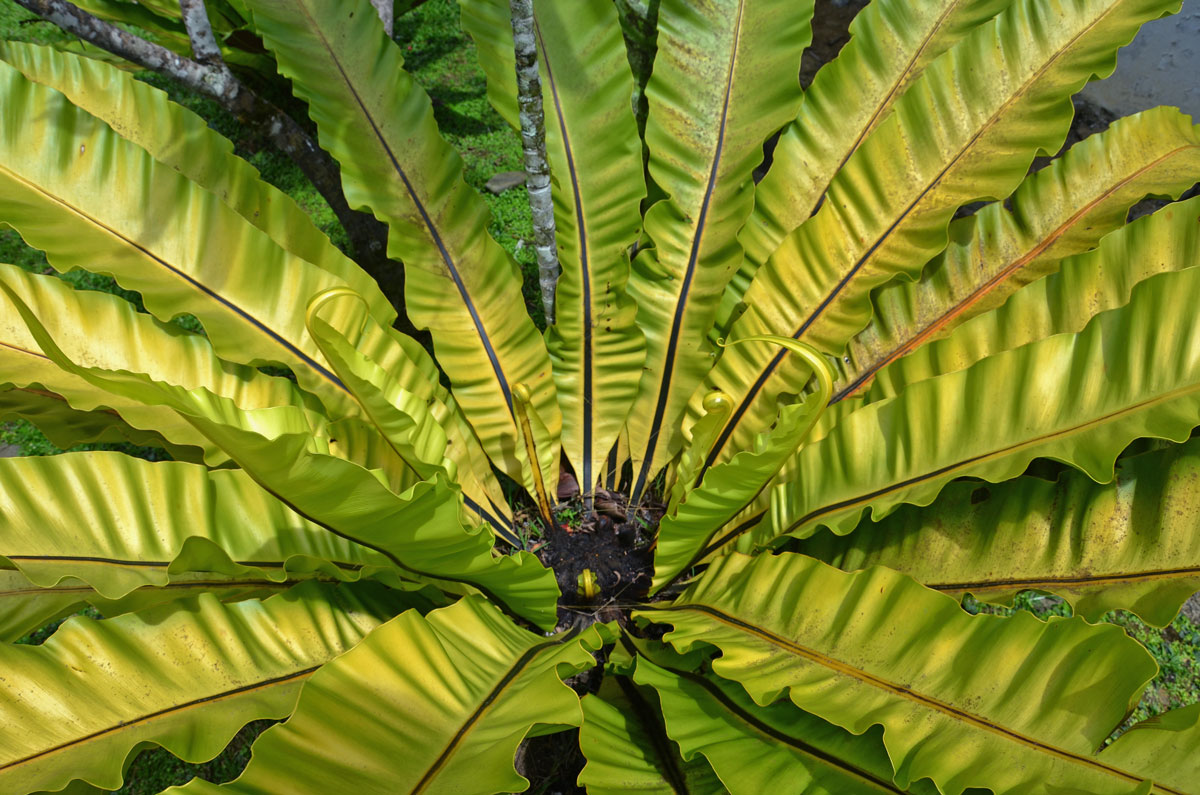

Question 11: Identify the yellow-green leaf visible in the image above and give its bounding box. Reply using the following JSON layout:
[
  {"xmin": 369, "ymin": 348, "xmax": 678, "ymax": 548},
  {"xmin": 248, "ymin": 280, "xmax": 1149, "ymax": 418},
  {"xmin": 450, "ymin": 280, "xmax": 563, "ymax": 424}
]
[
  {"xmin": 728, "ymin": 0, "xmax": 1010, "ymax": 327},
  {"xmin": 839, "ymin": 109, "xmax": 1200, "ymax": 402},
  {"xmin": 305, "ymin": 289, "xmax": 516, "ymax": 541},
  {"xmin": 0, "ymin": 260, "xmax": 315, "ymax": 466},
  {"xmin": 623, "ymin": 0, "xmax": 814, "ymax": 498},
  {"xmin": 242, "ymin": 0, "xmax": 562, "ymax": 498},
  {"xmin": 459, "ymin": 0, "xmax": 648, "ymax": 495},
  {"xmin": 696, "ymin": 0, "xmax": 1179, "ymax": 474},
  {"xmin": 0, "ymin": 283, "xmax": 560, "ymax": 627},
  {"xmin": 0, "ymin": 582, "xmax": 410, "ymax": 793},
  {"xmin": 0, "ymin": 61, "xmax": 365, "ymax": 418},
  {"xmin": 758, "ymin": 262, "xmax": 1200, "ymax": 546},
  {"xmin": 0, "ymin": 384, "xmax": 203, "ymax": 462},
  {"xmin": 796, "ymin": 437, "xmax": 1200, "ymax": 627},
  {"xmin": 175, "ymin": 596, "xmax": 603, "ymax": 795},
  {"xmin": 578, "ymin": 675, "xmax": 724, "ymax": 795},
  {"xmin": 640, "ymin": 552, "xmax": 1162, "ymax": 794},
  {"xmin": 653, "ymin": 339, "xmax": 832, "ymax": 592},
  {"xmin": 1098, "ymin": 703, "xmax": 1200, "ymax": 790},
  {"xmin": 635, "ymin": 655, "xmax": 936, "ymax": 794},
  {"xmin": 0, "ymin": 451, "xmax": 401, "ymax": 600},
  {"xmin": 0, "ymin": 40, "xmax": 395, "ymax": 325},
  {"xmin": 0, "ymin": 566, "xmax": 304, "ymax": 644}
]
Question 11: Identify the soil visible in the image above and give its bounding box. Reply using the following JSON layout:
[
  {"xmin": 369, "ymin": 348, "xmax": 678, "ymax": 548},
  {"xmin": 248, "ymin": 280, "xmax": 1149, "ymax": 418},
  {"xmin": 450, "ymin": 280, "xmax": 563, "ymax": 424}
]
[
  {"xmin": 530, "ymin": 489, "xmax": 663, "ymax": 632},
  {"xmin": 516, "ymin": 729, "xmax": 588, "ymax": 794},
  {"xmin": 801, "ymin": 0, "xmax": 869, "ymax": 89}
]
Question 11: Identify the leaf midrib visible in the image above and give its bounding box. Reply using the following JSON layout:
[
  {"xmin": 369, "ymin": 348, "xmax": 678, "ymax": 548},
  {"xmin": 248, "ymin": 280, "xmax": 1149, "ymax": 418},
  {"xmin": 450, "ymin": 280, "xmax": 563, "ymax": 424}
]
[
  {"xmin": 4, "ymin": 553, "xmax": 365, "ymax": 572},
  {"xmin": 666, "ymin": 603, "xmax": 1177, "ymax": 792},
  {"xmin": 0, "ymin": 578, "xmax": 304, "ymax": 598},
  {"xmin": 689, "ymin": 379, "xmax": 1200, "ymax": 571},
  {"xmin": 283, "ymin": 0, "xmax": 516, "ymax": 414},
  {"xmin": 705, "ymin": 0, "xmax": 1123, "ymax": 474},
  {"xmin": 665, "ymin": 666, "xmax": 907, "ymax": 793},
  {"xmin": 927, "ymin": 565, "xmax": 1200, "ymax": 592},
  {"xmin": 632, "ymin": 0, "xmax": 747, "ymax": 499},
  {"xmin": 410, "ymin": 627, "xmax": 581, "ymax": 794},
  {"xmin": 785, "ymin": 379, "xmax": 1200, "ymax": 535},
  {"xmin": 534, "ymin": 19, "xmax": 595, "ymax": 489},
  {"xmin": 0, "ymin": 666, "xmax": 317, "ymax": 773},
  {"xmin": 833, "ymin": 141, "xmax": 1200, "ymax": 402},
  {"xmin": 816, "ymin": 0, "xmax": 970, "ymax": 211},
  {"xmin": 0, "ymin": 165, "xmax": 345, "ymax": 393}
]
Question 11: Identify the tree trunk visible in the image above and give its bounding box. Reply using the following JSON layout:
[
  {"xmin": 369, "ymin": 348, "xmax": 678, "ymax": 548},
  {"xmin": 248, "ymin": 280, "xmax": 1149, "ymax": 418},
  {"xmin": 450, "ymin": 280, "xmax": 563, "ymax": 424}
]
[{"xmin": 508, "ymin": 0, "xmax": 560, "ymax": 325}]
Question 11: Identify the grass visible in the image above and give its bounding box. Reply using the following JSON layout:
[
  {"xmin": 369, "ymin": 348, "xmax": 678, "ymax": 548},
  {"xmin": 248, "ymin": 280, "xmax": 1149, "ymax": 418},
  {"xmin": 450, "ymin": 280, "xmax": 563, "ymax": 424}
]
[{"xmin": 0, "ymin": 0, "xmax": 70, "ymax": 45}]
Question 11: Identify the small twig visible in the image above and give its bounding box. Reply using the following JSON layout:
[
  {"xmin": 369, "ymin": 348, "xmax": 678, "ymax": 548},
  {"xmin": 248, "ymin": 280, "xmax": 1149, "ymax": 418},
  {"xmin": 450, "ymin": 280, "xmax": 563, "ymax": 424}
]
[{"xmin": 507, "ymin": 0, "xmax": 560, "ymax": 324}]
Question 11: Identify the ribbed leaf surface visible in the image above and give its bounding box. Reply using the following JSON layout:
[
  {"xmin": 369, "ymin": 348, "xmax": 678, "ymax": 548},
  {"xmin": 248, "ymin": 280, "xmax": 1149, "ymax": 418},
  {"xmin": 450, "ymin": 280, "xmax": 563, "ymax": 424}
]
[
  {"xmin": 840, "ymin": 109, "xmax": 1200, "ymax": 401},
  {"xmin": 0, "ymin": 40, "xmax": 393, "ymax": 324},
  {"xmin": 330, "ymin": 310, "xmax": 517, "ymax": 536},
  {"xmin": 0, "ymin": 452, "xmax": 399, "ymax": 598},
  {"xmin": 176, "ymin": 596, "xmax": 602, "ymax": 795},
  {"xmin": 696, "ymin": 0, "xmax": 1179, "ymax": 473},
  {"xmin": 242, "ymin": 0, "xmax": 561, "ymax": 497},
  {"xmin": 0, "ymin": 384, "xmax": 203, "ymax": 462},
  {"xmin": 0, "ymin": 288, "xmax": 560, "ymax": 627},
  {"xmin": 0, "ymin": 61, "xmax": 364, "ymax": 418},
  {"xmin": 578, "ymin": 676, "xmax": 724, "ymax": 795},
  {"xmin": 623, "ymin": 0, "xmax": 814, "ymax": 497},
  {"xmin": 758, "ymin": 262, "xmax": 1200, "ymax": 545},
  {"xmin": 0, "ymin": 568, "xmax": 98, "ymax": 643},
  {"xmin": 797, "ymin": 437, "xmax": 1200, "ymax": 627},
  {"xmin": 1098, "ymin": 704, "xmax": 1200, "ymax": 789},
  {"xmin": 859, "ymin": 194, "xmax": 1200, "ymax": 405},
  {"xmin": 640, "ymin": 552, "xmax": 1163, "ymax": 794},
  {"xmin": 460, "ymin": 0, "xmax": 648, "ymax": 495},
  {"xmin": 654, "ymin": 386, "xmax": 828, "ymax": 592},
  {"xmin": 732, "ymin": 0, "xmax": 1009, "ymax": 310},
  {"xmin": 306, "ymin": 293, "xmax": 516, "ymax": 541},
  {"xmin": 0, "ymin": 261, "xmax": 313, "ymax": 465},
  {"xmin": 0, "ymin": 583, "xmax": 408, "ymax": 793},
  {"xmin": 635, "ymin": 656, "xmax": 934, "ymax": 794},
  {"xmin": 0, "ymin": 566, "xmax": 297, "ymax": 644}
]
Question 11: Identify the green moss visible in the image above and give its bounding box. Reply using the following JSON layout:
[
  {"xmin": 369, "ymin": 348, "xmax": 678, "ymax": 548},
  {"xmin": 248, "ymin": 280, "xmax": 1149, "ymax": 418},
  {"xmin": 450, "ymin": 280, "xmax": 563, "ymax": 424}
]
[{"xmin": 0, "ymin": 0, "xmax": 72, "ymax": 45}]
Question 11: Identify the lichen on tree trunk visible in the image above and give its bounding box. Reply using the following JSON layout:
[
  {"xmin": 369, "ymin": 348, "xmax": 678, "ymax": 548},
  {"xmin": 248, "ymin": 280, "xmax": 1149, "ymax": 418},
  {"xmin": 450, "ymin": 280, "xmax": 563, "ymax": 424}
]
[{"xmin": 508, "ymin": 0, "xmax": 560, "ymax": 325}]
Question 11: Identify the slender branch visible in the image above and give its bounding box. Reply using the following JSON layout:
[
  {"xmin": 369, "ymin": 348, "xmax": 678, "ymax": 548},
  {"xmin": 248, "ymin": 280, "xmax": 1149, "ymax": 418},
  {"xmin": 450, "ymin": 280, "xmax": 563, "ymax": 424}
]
[
  {"xmin": 12, "ymin": 0, "xmax": 407, "ymax": 328},
  {"xmin": 508, "ymin": 0, "xmax": 560, "ymax": 325},
  {"xmin": 178, "ymin": 0, "xmax": 225, "ymax": 67},
  {"xmin": 16, "ymin": 0, "xmax": 235, "ymax": 104}
]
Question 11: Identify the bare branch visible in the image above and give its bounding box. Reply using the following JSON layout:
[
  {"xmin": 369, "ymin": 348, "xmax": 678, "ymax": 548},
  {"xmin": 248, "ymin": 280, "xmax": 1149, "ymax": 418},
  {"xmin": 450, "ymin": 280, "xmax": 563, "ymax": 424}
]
[
  {"xmin": 508, "ymin": 0, "xmax": 560, "ymax": 325},
  {"xmin": 178, "ymin": 0, "xmax": 225, "ymax": 68},
  {"xmin": 14, "ymin": 0, "xmax": 240, "ymax": 103}
]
